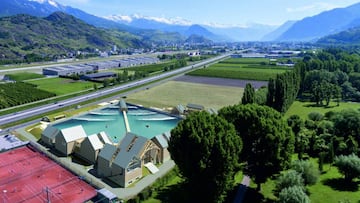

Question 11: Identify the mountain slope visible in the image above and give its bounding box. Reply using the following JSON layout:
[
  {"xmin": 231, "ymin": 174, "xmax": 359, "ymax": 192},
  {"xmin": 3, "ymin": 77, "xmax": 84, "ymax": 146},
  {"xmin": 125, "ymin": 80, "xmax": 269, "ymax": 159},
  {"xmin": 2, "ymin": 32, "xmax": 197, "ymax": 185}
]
[
  {"xmin": 317, "ymin": 26, "xmax": 360, "ymax": 45},
  {"xmin": 205, "ymin": 24, "xmax": 277, "ymax": 42},
  {"xmin": 277, "ymin": 2, "xmax": 360, "ymax": 41},
  {"xmin": 185, "ymin": 35, "xmax": 213, "ymax": 44},
  {"xmin": 0, "ymin": 0, "xmax": 135, "ymax": 31},
  {"xmin": 262, "ymin": 21, "xmax": 296, "ymax": 41},
  {"xmin": 0, "ymin": 12, "xmax": 144, "ymax": 61}
]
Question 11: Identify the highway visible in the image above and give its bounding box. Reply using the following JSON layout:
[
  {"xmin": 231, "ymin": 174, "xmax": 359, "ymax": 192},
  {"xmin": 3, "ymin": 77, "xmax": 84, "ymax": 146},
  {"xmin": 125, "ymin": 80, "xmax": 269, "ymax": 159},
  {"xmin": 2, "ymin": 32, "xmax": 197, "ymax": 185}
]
[{"xmin": 0, "ymin": 53, "xmax": 231, "ymax": 126}]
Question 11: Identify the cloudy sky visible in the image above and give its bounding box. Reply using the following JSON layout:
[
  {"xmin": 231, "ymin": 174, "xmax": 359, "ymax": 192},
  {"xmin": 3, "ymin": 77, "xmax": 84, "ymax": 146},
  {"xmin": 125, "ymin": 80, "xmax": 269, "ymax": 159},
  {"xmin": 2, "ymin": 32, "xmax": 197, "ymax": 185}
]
[{"xmin": 54, "ymin": 0, "xmax": 360, "ymax": 26}]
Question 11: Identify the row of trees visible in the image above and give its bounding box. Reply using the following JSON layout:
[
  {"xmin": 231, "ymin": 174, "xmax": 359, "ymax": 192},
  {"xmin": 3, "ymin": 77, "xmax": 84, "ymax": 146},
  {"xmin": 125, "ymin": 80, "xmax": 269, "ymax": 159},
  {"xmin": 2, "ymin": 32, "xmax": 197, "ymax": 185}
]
[
  {"xmin": 266, "ymin": 68, "xmax": 301, "ymax": 113},
  {"xmin": 169, "ymin": 104, "xmax": 294, "ymax": 202},
  {"xmin": 297, "ymin": 49, "xmax": 360, "ymax": 104}
]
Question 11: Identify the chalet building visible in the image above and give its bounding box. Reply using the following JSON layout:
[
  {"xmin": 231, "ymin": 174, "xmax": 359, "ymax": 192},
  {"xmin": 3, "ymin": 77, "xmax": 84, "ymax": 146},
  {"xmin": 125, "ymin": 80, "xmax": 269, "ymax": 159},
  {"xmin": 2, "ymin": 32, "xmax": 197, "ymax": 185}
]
[
  {"xmin": 96, "ymin": 133, "xmax": 160, "ymax": 187},
  {"xmin": 54, "ymin": 125, "xmax": 87, "ymax": 156},
  {"xmin": 76, "ymin": 132, "xmax": 112, "ymax": 164},
  {"xmin": 151, "ymin": 132, "xmax": 171, "ymax": 163},
  {"xmin": 41, "ymin": 125, "xmax": 60, "ymax": 146}
]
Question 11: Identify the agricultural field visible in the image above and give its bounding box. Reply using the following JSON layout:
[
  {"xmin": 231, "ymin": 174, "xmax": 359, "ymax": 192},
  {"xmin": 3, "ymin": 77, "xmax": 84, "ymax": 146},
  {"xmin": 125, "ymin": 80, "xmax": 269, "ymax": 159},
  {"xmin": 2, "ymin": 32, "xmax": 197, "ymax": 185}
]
[
  {"xmin": 125, "ymin": 60, "xmax": 183, "ymax": 74},
  {"xmin": 126, "ymin": 81, "xmax": 244, "ymax": 110},
  {"xmin": 285, "ymin": 101, "xmax": 360, "ymax": 119},
  {"xmin": 187, "ymin": 58, "xmax": 289, "ymax": 81},
  {"xmin": 4, "ymin": 72, "xmax": 44, "ymax": 81},
  {"xmin": 27, "ymin": 77, "xmax": 96, "ymax": 95},
  {"xmin": 0, "ymin": 82, "xmax": 55, "ymax": 109}
]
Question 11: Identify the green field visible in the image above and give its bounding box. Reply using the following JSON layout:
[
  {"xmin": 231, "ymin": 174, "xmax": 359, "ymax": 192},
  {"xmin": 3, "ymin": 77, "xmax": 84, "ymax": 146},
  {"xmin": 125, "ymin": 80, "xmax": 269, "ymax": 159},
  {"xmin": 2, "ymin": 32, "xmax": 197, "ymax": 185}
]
[
  {"xmin": 220, "ymin": 58, "xmax": 270, "ymax": 64},
  {"xmin": 125, "ymin": 60, "xmax": 177, "ymax": 73},
  {"xmin": 4, "ymin": 72, "xmax": 45, "ymax": 81},
  {"xmin": 285, "ymin": 101, "xmax": 360, "ymax": 119},
  {"xmin": 187, "ymin": 58, "xmax": 289, "ymax": 81},
  {"xmin": 27, "ymin": 77, "xmax": 95, "ymax": 95},
  {"xmin": 126, "ymin": 81, "xmax": 244, "ymax": 110}
]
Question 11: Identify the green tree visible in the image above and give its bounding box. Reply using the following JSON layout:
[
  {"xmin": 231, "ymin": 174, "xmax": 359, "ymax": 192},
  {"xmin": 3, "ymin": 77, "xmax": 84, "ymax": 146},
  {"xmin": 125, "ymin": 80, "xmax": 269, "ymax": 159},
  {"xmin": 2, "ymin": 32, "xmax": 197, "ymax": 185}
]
[
  {"xmin": 254, "ymin": 86, "xmax": 268, "ymax": 105},
  {"xmin": 103, "ymin": 79, "xmax": 110, "ymax": 87},
  {"xmin": 242, "ymin": 83, "xmax": 255, "ymax": 104},
  {"xmin": 296, "ymin": 129, "xmax": 312, "ymax": 159},
  {"xmin": 287, "ymin": 115, "xmax": 304, "ymax": 136},
  {"xmin": 168, "ymin": 111, "xmax": 242, "ymax": 203},
  {"xmin": 332, "ymin": 109, "xmax": 360, "ymax": 142},
  {"xmin": 292, "ymin": 160, "xmax": 320, "ymax": 185},
  {"xmin": 219, "ymin": 104, "xmax": 294, "ymax": 191},
  {"xmin": 274, "ymin": 170, "xmax": 305, "ymax": 196},
  {"xmin": 334, "ymin": 154, "xmax": 360, "ymax": 182},
  {"xmin": 278, "ymin": 186, "xmax": 310, "ymax": 203}
]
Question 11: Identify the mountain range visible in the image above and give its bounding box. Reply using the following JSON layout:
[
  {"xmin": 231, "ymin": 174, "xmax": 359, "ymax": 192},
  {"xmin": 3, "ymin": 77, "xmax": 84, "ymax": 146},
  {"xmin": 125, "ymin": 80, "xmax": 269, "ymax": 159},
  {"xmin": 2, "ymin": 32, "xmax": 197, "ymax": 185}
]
[
  {"xmin": 0, "ymin": 12, "xmax": 145, "ymax": 61},
  {"xmin": 0, "ymin": 0, "xmax": 278, "ymax": 42},
  {"xmin": 276, "ymin": 2, "xmax": 360, "ymax": 41},
  {"xmin": 2, "ymin": 0, "xmax": 360, "ymax": 43}
]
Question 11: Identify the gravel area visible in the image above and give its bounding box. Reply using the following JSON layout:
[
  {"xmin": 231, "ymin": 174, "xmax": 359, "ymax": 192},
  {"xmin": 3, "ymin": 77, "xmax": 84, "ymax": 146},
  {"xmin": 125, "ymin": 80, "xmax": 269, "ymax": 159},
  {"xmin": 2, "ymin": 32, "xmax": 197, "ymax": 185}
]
[{"xmin": 174, "ymin": 75, "xmax": 268, "ymax": 89}]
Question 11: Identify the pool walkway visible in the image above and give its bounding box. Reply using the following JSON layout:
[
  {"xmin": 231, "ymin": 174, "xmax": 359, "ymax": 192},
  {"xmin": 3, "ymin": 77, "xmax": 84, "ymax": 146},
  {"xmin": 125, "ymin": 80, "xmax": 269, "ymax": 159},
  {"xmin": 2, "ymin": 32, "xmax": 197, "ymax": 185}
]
[
  {"xmin": 233, "ymin": 175, "xmax": 251, "ymax": 203},
  {"xmin": 122, "ymin": 111, "xmax": 131, "ymax": 133},
  {"xmin": 16, "ymin": 127, "xmax": 176, "ymax": 200}
]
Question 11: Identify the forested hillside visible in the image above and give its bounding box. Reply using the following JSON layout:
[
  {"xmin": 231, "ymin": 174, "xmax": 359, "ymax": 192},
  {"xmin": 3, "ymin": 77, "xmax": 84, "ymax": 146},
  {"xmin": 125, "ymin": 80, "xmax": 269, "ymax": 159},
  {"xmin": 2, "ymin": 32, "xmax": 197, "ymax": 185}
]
[{"xmin": 0, "ymin": 12, "xmax": 145, "ymax": 63}]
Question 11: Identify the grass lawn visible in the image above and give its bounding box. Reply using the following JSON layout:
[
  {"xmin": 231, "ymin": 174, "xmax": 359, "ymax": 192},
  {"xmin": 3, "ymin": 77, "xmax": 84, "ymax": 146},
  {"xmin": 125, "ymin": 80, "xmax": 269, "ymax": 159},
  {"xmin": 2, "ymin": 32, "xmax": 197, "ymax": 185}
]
[
  {"xmin": 4, "ymin": 72, "xmax": 44, "ymax": 81},
  {"xmin": 187, "ymin": 61, "xmax": 288, "ymax": 81},
  {"xmin": 245, "ymin": 157, "xmax": 360, "ymax": 203},
  {"xmin": 126, "ymin": 81, "xmax": 244, "ymax": 110},
  {"xmin": 27, "ymin": 77, "xmax": 96, "ymax": 95},
  {"xmin": 285, "ymin": 101, "xmax": 360, "ymax": 119}
]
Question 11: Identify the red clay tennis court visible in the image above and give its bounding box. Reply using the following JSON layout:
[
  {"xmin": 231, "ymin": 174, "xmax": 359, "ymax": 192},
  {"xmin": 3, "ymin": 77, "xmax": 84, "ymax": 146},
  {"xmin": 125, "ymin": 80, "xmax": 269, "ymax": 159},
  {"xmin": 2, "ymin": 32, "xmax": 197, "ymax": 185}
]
[{"xmin": 0, "ymin": 145, "xmax": 97, "ymax": 203}]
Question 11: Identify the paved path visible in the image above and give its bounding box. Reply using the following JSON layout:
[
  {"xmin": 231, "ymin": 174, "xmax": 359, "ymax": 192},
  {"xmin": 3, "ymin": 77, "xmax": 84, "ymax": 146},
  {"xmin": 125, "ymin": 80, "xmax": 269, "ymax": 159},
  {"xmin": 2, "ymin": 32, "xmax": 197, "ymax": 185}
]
[
  {"xmin": 233, "ymin": 175, "xmax": 251, "ymax": 203},
  {"xmin": 16, "ymin": 128, "xmax": 175, "ymax": 200}
]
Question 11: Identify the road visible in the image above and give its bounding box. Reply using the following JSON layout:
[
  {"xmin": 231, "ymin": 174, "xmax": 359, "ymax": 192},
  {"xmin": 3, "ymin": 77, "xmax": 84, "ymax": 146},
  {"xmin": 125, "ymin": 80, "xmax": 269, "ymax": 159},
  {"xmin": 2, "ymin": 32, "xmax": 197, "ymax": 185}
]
[
  {"xmin": 0, "ymin": 51, "xmax": 193, "ymax": 74},
  {"xmin": 0, "ymin": 53, "xmax": 231, "ymax": 126}
]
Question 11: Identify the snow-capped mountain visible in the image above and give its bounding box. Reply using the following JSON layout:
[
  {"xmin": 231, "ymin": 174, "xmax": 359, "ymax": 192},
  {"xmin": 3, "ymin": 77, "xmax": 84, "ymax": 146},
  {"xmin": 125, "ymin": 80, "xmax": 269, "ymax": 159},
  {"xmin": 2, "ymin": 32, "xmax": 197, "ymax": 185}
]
[
  {"xmin": 0, "ymin": 0, "xmax": 126, "ymax": 29},
  {"xmin": 105, "ymin": 14, "xmax": 278, "ymax": 41},
  {"xmin": 0, "ymin": 0, "xmax": 278, "ymax": 42},
  {"xmin": 29, "ymin": 0, "xmax": 59, "ymax": 7}
]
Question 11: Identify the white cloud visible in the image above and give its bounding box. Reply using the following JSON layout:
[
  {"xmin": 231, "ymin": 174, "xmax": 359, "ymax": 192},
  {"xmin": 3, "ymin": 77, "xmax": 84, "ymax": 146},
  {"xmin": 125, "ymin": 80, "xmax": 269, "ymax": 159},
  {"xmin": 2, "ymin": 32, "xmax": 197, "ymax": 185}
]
[
  {"xmin": 105, "ymin": 15, "xmax": 133, "ymax": 23},
  {"xmin": 203, "ymin": 22, "xmax": 249, "ymax": 28},
  {"xmin": 55, "ymin": 0, "xmax": 90, "ymax": 5},
  {"xmin": 144, "ymin": 16, "xmax": 192, "ymax": 25},
  {"xmin": 286, "ymin": 2, "xmax": 338, "ymax": 13},
  {"xmin": 104, "ymin": 14, "xmax": 192, "ymax": 26}
]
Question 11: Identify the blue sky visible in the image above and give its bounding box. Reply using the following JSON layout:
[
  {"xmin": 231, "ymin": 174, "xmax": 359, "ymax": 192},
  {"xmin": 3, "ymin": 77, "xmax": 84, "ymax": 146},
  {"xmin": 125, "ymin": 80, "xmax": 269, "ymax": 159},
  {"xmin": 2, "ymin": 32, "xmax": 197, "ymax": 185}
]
[{"xmin": 55, "ymin": 0, "xmax": 360, "ymax": 26}]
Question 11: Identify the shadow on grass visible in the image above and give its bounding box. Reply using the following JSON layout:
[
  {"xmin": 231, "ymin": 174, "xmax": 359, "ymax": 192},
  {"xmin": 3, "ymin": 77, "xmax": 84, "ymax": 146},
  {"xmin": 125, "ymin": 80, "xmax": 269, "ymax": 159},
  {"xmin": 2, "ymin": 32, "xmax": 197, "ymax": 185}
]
[
  {"xmin": 303, "ymin": 103, "xmax": 337, "ymax": 109},
  {"xmin": 155, "ymin": 182, "xmax": 189, "ymax": 203},
  {"xmin": 242, "ymin": 188, "xmax": 274, "ymax": 203},
  {"xmin": 322, "ymin": 178, "xmax": 359, "ymax": 192}
]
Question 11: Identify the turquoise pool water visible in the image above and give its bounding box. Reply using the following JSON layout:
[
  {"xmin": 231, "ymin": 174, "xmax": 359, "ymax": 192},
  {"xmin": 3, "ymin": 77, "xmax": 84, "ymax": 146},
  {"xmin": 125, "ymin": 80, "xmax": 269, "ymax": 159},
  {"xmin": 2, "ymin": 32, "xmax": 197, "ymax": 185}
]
[{"xmin": 53, "ymin": 105, "xmax": 180, "ymax": 143}]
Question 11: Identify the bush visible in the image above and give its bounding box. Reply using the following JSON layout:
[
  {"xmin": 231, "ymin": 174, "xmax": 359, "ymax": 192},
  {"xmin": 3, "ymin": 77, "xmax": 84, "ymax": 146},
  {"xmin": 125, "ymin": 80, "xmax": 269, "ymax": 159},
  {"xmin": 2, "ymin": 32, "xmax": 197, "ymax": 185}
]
[
  {"xmin": 274, "ymin": 170, "xmax": 305, "ymax": 196},
  {"xmin": 334, "ymin": 154, "xmax": 360, "ymax": 182},
  {"xmin": 139, "ymin": 187, "xmax": 152, "ymax": 200},
  {"xmin": 278, "ymin": 186, "xmax": 310, "ymax": 203},
  {"xmin": 292, "ymin": 160, "xmax": 320, "ymax": 185},
  {"xmin": 308, "ymin": 111, "xmax": 324, "ymax": 121}
]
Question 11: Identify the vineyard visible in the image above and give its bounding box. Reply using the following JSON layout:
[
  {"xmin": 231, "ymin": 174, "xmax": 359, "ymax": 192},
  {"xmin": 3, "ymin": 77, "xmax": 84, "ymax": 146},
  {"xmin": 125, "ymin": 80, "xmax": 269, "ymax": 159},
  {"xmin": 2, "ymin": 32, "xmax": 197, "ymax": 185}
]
[{"xmin": 0, "ymin": 82, "xmax": 55, "ymax": 109}]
